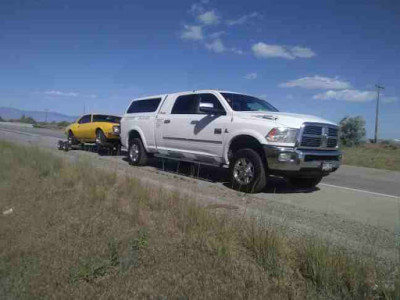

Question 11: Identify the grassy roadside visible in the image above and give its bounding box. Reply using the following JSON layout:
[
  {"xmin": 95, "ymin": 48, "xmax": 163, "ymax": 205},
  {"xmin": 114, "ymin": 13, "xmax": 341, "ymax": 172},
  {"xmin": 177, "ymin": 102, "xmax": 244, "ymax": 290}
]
[
  {"xmin": 342, "ymin": 144, "xmax": 400, "ymax": 171},
  {"xmin": 0, "ymin": 141, "xmax": 398, "ymax": 299}
]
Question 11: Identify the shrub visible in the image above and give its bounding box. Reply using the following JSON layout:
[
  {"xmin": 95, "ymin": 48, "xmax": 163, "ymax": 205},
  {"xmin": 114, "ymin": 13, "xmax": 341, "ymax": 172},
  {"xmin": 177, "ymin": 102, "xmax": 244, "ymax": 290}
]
[{"xmin": 339, "ymin": 116, "xmax": 366, "ymax": 147}]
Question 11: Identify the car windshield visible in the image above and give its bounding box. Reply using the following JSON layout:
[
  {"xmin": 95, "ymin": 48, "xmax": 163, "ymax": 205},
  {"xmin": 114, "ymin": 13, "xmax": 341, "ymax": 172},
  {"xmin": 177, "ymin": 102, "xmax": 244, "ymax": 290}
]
[
  {"xmin": 221, "ymin": 93, "xmax": 279, "ymax": 112},
  {"xmin": 93, "ymin": 115, "xmax": 121, "ymax": 123}
]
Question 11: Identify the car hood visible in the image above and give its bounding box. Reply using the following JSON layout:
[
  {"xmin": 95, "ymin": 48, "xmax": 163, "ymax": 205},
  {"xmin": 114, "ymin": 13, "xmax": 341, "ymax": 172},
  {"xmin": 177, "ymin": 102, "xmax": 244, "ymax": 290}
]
[{"xmin": 233, "ymin": 111, "xmax": 337, "ymax": 128}]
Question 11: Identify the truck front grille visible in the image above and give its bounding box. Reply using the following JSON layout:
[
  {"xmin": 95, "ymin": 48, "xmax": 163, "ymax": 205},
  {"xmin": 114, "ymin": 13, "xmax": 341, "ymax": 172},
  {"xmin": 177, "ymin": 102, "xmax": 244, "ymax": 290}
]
[
  {"xmin": 301, "ymin": 136, "xmax": 321, "ymax": 147},
  {"xmin": 299, "ymin": 123, "xmax": 339, "ymax": 149},
  {"xmin": 303, "ymin": 125, "xmax": 322, "ymax": 135}
]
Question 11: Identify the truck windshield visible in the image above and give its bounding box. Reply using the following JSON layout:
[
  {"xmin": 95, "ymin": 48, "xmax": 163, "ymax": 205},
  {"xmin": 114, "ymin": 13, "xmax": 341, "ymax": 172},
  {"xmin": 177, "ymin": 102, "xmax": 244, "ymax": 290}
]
[
  {"xmin": 93, "ymin": 115, "xmax": 121, "ymax": 123},
  {"xmin": 221, "ymin": 93, "xmax": 279, "ymax": 112}
]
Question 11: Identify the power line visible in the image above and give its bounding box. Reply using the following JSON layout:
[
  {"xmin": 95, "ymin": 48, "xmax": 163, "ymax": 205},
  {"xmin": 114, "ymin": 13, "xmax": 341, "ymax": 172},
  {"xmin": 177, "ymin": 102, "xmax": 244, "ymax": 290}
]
[{"xmin": 374, "ymin": 84, "xmax": 384, "ymax": 143}]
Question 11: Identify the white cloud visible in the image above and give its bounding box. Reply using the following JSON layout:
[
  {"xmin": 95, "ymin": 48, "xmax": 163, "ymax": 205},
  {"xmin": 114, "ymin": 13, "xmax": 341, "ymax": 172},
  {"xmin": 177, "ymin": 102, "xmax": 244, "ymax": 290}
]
[
  {"xmin": 227, "ymin": 12, "xmax": 260, "ymax": 26},
  {"xmin": 313, "ymin": 89, "xmax": 376, "ymax": 102},
  {"xmin": 244, "ymin": 72, "xmax": 257, "ymax": 80},
  {"xmin": 205, "ymin": 38, "xmax": 225, "ymax": 53},
  {"xmin": 45, "ymin": 90, "xmax": 97, "ymax": 98},
  {"xmin": 251, "ymin": 42, "xmax": 316, "ymax": 60},
  {"xmin": 189, "ymin": 3, "xmax": 204, "ymax": 14},
  {"xmin": 252, "ymin": 43, "xmax": 294, "ymax": 59},
  {"xmin": 231, "ymin": 47, "xmax": 244, "ymax": 55},
  {"xmin": 181, "ymin": 25, "xmax": 203, "ymax": 40},
  {"xmin": 290, "ymin": 46, "xmax": 316, "ymax": 58},
  {"xmin": 280, "ymin": 76, "xmax": 351, "ymax": 90},
  {"xmin": 382, "ymin": 96, "xmax": 398, "ymax": 104},
  {"xmin": 208, "ymin": 31, "xmax": 225, "ymax": 39},
  {"xmin": 198, "ymin": 10, "xmax": 219, "ymax": 25},
  {"xmin": 45, "ymin": 90, "xmax": 79, "ymax": 97}
]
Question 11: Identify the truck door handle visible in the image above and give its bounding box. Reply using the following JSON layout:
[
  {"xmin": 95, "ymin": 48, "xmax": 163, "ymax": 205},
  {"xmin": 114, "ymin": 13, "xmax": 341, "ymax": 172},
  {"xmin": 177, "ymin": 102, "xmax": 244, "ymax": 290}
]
[
  {"xmin": 164, "ymin": 119, "xmax": 171, "ymax": 124},
  {"xmin": 190, "ymin": 120, "xmax": 199, "ymax": 125}
]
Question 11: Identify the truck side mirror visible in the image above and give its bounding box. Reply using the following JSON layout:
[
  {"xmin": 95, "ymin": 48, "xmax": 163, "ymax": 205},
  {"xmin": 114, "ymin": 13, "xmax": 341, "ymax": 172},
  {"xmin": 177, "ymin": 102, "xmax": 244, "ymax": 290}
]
[{"xmin": 199, "ymin": 102, "xmax": 226, "ymax": 115}]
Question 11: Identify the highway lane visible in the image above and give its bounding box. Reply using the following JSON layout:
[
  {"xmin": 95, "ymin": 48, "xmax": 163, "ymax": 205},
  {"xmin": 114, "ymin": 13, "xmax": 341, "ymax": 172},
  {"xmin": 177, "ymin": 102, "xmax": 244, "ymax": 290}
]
[{"xmin": 1, "ymin": 122, "xmax": 398, "ymax": 197}]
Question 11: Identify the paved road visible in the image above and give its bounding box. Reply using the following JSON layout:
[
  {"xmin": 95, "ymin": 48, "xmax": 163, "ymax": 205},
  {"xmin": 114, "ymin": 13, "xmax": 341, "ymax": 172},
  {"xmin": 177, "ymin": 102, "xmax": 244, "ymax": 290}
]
[
  {"xmin": 1, "ymin": 122, "xmax": 398, "ymax": 197},
  {"xmin": 1, "ymin": 122, "xmax": 399, "ymax": 263}
]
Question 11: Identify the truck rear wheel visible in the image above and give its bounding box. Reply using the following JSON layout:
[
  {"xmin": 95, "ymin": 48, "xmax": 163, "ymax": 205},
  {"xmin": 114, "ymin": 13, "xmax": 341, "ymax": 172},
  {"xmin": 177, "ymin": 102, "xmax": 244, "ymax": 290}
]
[
  {"xmin": 229, "ymin": 148, "xmax": 267, "ymax": 193},
  {"xmin": 128, "ymin": 138, "xmax": 148, "ymax": 166},
  {"xmin": 289, "ymin": 177, "xmax": 322, "ymax": 189}
]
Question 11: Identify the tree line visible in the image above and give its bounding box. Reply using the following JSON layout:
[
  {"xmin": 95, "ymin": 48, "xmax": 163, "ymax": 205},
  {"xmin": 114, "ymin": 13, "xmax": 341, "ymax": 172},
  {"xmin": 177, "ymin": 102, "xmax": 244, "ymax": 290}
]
[{"xmin": 0, "ymin": 115, "xmax": 71, "ymax": 128}]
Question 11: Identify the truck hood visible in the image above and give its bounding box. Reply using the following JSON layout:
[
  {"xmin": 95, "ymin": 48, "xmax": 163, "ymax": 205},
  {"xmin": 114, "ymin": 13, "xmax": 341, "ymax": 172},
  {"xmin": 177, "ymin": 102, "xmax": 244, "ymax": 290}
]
[{"xmin": 233, "ymin": 111, "xmax": 337, "ymax": 128}]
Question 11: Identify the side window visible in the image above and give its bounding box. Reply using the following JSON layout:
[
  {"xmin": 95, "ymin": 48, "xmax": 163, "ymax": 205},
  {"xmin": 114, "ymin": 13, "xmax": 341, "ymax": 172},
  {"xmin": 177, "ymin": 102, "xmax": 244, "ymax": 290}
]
[
  {"xmin": 78, "ymin": 115, "xmax": 91, "ymax": 124},
  {"xmin": 127, "ymin": 98, "xmax": 161, "ymax": 113},
  {"xmin": 171, "ymin": 95, "xmax": 197, "ymax": 114},
  {"xmin": 171, "ymin": 94, "xmax": 225, "ymax": 115},
  {"xmin": 197, "ymin": 93, "xmax": 225, "ymax": 113}
]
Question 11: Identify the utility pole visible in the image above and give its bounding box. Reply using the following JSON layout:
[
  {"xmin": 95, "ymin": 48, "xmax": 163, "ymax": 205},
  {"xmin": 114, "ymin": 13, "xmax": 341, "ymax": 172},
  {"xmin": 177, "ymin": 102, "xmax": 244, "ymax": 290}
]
[
  {"xmin": 374, "ymin": 84, "xmax": 384, "ymax": 144},
  {"xmin": 45, "ymin": 109, "xmax": 48, "ymax": 123}
]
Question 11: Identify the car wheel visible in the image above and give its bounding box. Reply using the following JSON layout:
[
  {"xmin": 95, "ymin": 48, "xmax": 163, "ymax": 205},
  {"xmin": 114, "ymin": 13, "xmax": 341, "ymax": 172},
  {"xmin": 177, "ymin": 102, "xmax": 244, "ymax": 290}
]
[
  {"xmin": 289, "ymin": 177, "xmax": 322, "ymax": 189},
  {"xmin": 68, "ymin": 131, "xmax": 78, "ymax": 145},
  {"xmin": 128, "ymin": 138, "xmax": 148, "ymax": 166},
  {"xmin": 229, "ymin": 148, "xmax": 267, "ymax": 193},
  {"xmin": 96, "ymin": 130, "xmax": 107, "ymax": 154}
]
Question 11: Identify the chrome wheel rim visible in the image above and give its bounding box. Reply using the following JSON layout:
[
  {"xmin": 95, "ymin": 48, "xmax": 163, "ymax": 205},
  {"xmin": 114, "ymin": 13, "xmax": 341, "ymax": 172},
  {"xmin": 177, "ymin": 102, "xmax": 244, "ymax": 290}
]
[
  {"xmin": 129, "ymin": 144, "xmax": 140, "ymax": 162},
  {"xmin": 233, "ymin": 158, "xmax": 254, "ymax": 185}
]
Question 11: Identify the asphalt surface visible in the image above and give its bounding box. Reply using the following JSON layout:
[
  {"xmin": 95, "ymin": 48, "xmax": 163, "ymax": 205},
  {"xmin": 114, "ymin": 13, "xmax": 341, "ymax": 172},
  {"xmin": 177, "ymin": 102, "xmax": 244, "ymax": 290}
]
[
  {"xmin": 1, "ymin": 122, "xmax": 398, "ymax": 196},
  {"xmin": 1, "ymin": 122, "xmax": 399, "ymax": 263}
]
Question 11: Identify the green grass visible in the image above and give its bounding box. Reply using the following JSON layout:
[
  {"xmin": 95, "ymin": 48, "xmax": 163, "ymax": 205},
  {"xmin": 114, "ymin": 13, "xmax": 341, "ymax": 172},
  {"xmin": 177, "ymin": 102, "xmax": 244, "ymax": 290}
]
[
  {"xmin": 0, "ymin": 141, "xmax": 398, "ymax": 299},
  {"xmin": 342, "ymin": 144, "xmax": 400, "ymax": 171}
]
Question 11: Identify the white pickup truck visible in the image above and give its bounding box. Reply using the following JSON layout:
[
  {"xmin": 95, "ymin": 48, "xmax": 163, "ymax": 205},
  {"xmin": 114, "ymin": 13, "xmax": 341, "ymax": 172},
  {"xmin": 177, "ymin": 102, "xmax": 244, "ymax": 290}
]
[{"xmin": 120, "ymin": 90, "xmax": 341, "ymax": 193}]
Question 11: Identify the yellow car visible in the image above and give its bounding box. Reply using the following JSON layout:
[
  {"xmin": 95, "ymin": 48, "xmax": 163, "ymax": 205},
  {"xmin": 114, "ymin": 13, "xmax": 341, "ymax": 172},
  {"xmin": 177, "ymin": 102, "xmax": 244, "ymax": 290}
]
[{"xmin": 65, "ymin": 114, "xmax": 121, "ymax": 150}]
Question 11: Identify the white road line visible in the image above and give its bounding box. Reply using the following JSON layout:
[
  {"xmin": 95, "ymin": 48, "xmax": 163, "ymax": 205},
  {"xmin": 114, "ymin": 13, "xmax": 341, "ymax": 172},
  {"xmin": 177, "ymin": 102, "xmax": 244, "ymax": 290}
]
[{"xmin": 320, "ymin": 183, "xmax": 400, "ymax": 200}]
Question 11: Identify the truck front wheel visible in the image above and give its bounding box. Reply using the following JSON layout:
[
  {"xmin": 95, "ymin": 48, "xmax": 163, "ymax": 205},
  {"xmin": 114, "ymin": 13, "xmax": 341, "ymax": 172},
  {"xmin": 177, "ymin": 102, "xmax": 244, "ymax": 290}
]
[
  {"xmin": 229, "ymin": 148, "xmax": 267, "ymax": 193},
  {"xmin": 128, "ymin": 138, "xmax": 148, "ymax": 166},
  {"xmin": 289, "ymin": 177, "xmax": 322, "ymax": 189}
]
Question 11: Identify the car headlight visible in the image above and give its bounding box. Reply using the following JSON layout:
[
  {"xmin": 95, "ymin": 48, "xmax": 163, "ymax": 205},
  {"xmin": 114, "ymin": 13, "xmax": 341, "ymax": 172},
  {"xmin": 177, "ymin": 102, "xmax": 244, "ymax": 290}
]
[
  {"xmin": 112, "ymin": 125, "xmax": 120, "ymax": 135},
  {"xmin": 266, "ymin": 127, "xmax": 299, "ymax": 143}
]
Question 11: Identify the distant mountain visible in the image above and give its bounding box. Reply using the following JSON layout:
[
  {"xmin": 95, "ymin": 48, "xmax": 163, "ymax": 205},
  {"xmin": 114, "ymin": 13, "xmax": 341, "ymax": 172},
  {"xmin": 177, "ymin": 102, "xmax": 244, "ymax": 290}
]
[{"xmin": 0, "ymin": 107, "xmax": 77, "ymax": 123}]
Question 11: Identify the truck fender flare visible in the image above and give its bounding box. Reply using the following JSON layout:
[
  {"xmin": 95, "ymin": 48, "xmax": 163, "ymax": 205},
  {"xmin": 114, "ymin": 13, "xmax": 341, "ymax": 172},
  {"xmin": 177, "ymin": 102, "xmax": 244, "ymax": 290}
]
[
  {"xmin": 127, "ymin": 128, "xmax": 149, "ymax": 151},
  {"xmin": 223, "ymin": 131, "xmax": 266, "ymax": 164}
]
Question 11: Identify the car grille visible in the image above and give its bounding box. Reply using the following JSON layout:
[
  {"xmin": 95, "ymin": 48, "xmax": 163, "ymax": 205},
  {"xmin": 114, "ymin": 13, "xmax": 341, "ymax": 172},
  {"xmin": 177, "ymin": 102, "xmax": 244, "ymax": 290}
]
[{"xmin": 299, "ymin": 123, "xmax": 339, "ymax": 149}]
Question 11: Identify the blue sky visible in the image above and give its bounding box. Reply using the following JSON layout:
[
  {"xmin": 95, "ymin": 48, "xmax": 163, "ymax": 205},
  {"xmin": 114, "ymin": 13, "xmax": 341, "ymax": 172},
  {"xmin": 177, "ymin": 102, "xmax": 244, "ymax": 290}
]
[{"xmin": 0, "ymin": 0, "xmax": 399, "ymax": 138}]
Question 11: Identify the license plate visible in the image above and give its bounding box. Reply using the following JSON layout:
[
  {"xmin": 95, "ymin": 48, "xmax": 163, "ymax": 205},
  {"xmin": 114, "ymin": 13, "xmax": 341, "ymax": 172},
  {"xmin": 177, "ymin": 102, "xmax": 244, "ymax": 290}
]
[{"xmin": 321, "ymin": 162, "xmax": 333, "ymax": 171}]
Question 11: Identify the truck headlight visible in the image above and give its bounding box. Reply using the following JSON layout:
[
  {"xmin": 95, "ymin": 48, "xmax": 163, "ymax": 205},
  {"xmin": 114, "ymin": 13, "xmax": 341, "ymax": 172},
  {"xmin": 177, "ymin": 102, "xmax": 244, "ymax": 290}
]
[
  {"xmin": 112, "ymin": 125, "xmax": 120, "ymax": 135},
  {"xmin": 266, "ymin": 127, "xmax": 299, "ymax": 143}
]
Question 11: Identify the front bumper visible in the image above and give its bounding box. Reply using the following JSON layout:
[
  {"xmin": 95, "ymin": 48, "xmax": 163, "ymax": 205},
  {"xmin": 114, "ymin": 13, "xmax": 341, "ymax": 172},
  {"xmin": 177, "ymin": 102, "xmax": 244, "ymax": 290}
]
[{"xmin": 264, "ymin": 145, "xmax": 341, "ymax": 176}]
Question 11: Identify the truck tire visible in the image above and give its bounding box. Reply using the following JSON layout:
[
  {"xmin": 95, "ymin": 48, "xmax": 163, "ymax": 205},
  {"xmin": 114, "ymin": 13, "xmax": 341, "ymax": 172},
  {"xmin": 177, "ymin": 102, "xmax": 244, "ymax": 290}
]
[
  {"xmin": 229, "ymin": 148, "xmax": 267, "ymax": 193},
  {"xmin": 289, "ymin": 177, "xmax": 322, "ymax": 189},
  {"xmin": 128, "ymin": 138, "xmax": 148, "ymax": 166}
]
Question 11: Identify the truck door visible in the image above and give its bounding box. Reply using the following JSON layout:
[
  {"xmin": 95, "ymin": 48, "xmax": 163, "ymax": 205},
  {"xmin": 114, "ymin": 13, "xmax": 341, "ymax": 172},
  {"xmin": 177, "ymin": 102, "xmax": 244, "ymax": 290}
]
[
  {"xmin": 185, "ymin": 93, "xmax": 230, "ymax": 163},
  {"xmin": 155, "ymin": 94, "xmax": 194, "ymax": 156}
]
